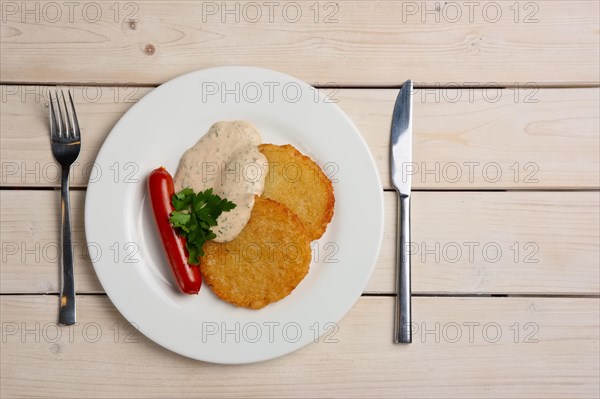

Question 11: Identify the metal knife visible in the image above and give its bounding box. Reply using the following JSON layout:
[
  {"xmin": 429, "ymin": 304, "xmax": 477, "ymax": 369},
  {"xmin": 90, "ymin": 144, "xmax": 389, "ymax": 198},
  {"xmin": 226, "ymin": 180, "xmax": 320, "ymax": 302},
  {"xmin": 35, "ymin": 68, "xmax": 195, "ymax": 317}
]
[{"xmin": 390, "ymin": 80, "xmax": 413, "ymax": 344}]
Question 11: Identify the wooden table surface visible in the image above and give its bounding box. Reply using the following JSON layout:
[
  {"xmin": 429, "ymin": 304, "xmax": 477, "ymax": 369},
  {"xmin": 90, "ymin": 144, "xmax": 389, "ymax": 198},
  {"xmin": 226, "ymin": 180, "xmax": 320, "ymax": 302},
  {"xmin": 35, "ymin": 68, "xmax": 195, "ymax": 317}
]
[{"xmin": 1, "ymin": 1, "xmax": 599, "ymax": 398}]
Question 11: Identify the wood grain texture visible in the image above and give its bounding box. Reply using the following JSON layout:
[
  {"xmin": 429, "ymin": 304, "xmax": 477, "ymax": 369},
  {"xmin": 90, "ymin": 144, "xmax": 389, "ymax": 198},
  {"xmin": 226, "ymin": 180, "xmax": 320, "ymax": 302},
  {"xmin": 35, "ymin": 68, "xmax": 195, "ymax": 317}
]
[
  {"xmin": 2, "ymin": 190, "xmax": 598, "ymax": 295},
  {"xmin": 0, "ymin": 295, "xmax": 598, "ymax": 398},
  {"xmin": 1, "ymin": 1, "xmax": 598, "ymax": 85},
  {"xmin": 374, "ymin": 190, "xmax": 600, "ymax": 295},
  {"xmin": 2, "ymin": 1, "xmax": 599, "ymax": 396},
  {"xmin": 2, "ymin": 86, "xmax": 598, "ymax": 189}
]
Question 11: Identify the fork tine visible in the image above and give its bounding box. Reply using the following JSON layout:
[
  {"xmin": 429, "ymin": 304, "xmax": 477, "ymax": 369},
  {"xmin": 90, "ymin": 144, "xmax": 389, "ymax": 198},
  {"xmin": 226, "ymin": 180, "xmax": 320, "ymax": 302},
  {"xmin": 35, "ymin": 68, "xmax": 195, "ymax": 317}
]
[
  {"xmin": 55, "ymin": 89, "xmax": 65, "ymax": 138},
  {"xmin": 54, "ymin": 89, "xmax": 63, "ymax": 138},
  {"xmin": 67, "ymin": 90, "xmax": 80, "ymax": 139},
  {"xmin": 49, "ymin": 91, "xmax": 58, "ymax": 139},
  {"xmin": 60, "ymin": 89, "xmax": 72, "ymax": 138}
]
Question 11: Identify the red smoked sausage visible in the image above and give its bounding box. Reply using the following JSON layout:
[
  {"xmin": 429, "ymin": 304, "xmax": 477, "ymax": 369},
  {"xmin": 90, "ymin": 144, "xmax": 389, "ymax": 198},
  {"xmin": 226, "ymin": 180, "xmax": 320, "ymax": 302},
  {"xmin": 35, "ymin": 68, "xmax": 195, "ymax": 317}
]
[{"xmin": 148, "ymin": 167, "xmax": 201, "ymax": 294}]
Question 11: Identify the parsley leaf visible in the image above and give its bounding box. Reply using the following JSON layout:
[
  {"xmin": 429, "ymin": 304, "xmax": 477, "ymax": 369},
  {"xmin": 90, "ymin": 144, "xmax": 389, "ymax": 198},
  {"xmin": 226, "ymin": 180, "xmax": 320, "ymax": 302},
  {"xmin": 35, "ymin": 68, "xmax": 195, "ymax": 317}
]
[
  {"xmin": 172, "ymin": 187, "xmax": 195, "ymax": 211},
  {"xmin": 169, "ymin": 187, "xmax": 236, "ymax": 265},
  {"xmin": 169, "ymin": 211, "xmax": 191, "ymax": 227}
]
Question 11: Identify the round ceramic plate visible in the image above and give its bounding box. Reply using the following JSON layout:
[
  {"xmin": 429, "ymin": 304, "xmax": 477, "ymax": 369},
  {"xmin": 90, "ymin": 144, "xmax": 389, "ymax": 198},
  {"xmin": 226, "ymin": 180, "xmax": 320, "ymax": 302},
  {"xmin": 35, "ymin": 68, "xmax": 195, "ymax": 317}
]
[{"xmin": 85, "ymin": 66, "xmax": 384, "ymax": 364}]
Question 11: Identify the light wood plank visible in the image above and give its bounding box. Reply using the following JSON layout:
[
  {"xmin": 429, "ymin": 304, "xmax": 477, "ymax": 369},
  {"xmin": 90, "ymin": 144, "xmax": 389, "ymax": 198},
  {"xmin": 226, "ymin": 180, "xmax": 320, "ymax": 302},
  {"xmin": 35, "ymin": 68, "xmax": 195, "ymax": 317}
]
[
  {"xmin": 373, "ymin": 190, "xmax": 600, "ymax": 294},
  {"xmin": 2, "ymin": 86, "xmax": 598, "ymax": 189},
  {"xmin": 0, "ymin": 190, "xmax": 97, "ymax": 294},
  {"xmin": 1, "ymin": 1, "xmax": 598, "ymax": 85},
  {"xmin": 345, "ymin": 88, "xmax": 600, "ymax": 189},
  {"xmin": 1, "ymin": 85, "xmax": 145, "ymax": 188},
  {"xmin": 2, "ymin": 190, "xmax": 598, "ymax": 295},
  {"xmin": 0, "ymin": 295, "xmax": 598, "ymax": 398}
]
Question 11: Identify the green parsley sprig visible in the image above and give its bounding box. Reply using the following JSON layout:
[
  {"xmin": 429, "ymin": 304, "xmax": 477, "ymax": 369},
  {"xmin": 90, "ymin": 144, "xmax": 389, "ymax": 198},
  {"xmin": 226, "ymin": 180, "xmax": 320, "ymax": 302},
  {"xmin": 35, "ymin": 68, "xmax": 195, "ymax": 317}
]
[{"xmin": 169, "ymin": 187, "xmax": 236, "ymax": 265}]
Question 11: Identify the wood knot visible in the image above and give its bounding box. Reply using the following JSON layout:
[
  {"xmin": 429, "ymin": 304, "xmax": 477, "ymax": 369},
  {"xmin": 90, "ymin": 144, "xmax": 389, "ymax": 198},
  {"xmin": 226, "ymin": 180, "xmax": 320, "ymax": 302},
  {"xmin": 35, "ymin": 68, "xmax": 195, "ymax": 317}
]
[
  {"xmin": 144, "ymin": 44, "xmax": 156, "ymax": 56},
  {"xmin": 49, "ymin": 343, "xmax": 62, "ymax": 355}
]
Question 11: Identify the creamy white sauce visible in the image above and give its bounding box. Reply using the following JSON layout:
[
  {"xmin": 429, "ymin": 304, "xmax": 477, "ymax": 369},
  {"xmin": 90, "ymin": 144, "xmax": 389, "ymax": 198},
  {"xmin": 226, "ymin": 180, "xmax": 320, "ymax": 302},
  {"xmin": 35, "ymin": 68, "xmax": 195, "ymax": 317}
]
[{"xmin": 173, "ymin": 121, "xmax": 268, "ymax": 242}]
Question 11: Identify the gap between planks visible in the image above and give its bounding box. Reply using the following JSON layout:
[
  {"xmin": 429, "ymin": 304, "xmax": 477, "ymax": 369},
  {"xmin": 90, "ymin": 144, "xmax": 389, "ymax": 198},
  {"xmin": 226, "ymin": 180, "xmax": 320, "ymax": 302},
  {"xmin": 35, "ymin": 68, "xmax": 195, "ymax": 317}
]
[
  {"xmin": 2, "ymin": 83, "xmax": 600, "ymax": 89},
  {"xmin": 2, "ymin": 187, "xmax": 600, "ymax": 193},
  {"xmin": 2, "ymin": 293, "xmax": 599, "ymax": 299}
]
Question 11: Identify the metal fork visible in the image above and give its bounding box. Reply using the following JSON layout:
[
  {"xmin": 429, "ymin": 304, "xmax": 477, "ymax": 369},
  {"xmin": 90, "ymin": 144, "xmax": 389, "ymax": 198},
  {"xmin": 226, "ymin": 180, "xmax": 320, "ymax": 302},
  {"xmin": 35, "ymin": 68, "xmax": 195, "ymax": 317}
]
[{"xmin": 49, "ymin": 89, "xmax": 81, "ymax": 325}]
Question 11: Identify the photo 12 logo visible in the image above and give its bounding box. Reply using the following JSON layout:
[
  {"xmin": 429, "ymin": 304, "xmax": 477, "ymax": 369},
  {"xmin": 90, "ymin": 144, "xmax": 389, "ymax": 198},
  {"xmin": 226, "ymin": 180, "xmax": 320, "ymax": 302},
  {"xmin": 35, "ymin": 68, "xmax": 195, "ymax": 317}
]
[
  {"xmin": 1, "ymin": 240, "xmax": 140, "ymax": 266},
  {"xmin": 1, "ymin": 1, "xmax": 140, "ymax": 24},
  {"xmin": 2, "ymin": 321, "xmax": 139, "ymax": 345},
  {"xmin": 407, "ymin": 241, "xmax": 540, "ymax": 264},
  {"xmin": 401, "ymin": 1, "xmax": 540, "ymax": 24},
  {"xmin": 1, "ymin": 161, "xmax": 140, "ymax": 185},
  {"xmin": 200, "ymin": 321, "xmax": 339, "ymax": 344},
  {"xmin": 203, "ymin": 239, "xmax": 339, "ymax": 265},
  {"xmin": 190, "ymin": 159, "xmax": 339, "ymax": 186},
  {"xmin": 199, "ymin": 81, "xmax": 338, "ymax": 104},
  {"xmin": 409, "ymin": 321, "xmax": 540, "ymax": 344},
  {"xmin": 412, "ymin": 83, "xmax": 540, "ymax": 104},
  {"xmin": 199, "ymin": 1, "xmax": 340, "ymax": 24},
  {"xmin": 1, "ymin": 85, "xmax": 142, "ymax": 105},
  {"xmin": 399, "ymin": 161, "xmax": 540, "ymax": 185}
]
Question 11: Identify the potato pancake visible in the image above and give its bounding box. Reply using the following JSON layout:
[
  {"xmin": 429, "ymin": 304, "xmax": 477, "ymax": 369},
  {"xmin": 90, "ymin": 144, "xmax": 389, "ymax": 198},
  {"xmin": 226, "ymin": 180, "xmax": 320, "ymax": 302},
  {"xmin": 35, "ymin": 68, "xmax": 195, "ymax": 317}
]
[
  {"xmin": 200, "ymin": 197, "xmax": 311, "ymax": 309},
  {"xmin": 258, "ymin": 144, "xmax": 334, "ymax": 240}
]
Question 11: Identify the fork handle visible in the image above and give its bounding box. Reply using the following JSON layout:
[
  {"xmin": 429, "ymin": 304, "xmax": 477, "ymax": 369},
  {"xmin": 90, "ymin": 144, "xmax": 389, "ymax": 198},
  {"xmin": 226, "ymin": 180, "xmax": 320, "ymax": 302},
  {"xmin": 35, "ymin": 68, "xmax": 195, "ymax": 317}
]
[
  {"xmin": 59, "ymin": 167, "xmax": 76, "ymax": 325},
  {"xmin": 394, "ymin": 193, "xmax": 412, "ymax": 343}
]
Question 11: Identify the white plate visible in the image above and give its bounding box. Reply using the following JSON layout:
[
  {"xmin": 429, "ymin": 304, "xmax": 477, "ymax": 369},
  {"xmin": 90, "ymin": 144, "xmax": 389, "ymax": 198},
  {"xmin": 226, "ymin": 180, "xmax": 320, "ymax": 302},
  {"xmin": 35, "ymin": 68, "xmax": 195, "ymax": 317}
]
[{"xmin": 85, "ymin": 66, "xmax": 384, "ymax": 364}]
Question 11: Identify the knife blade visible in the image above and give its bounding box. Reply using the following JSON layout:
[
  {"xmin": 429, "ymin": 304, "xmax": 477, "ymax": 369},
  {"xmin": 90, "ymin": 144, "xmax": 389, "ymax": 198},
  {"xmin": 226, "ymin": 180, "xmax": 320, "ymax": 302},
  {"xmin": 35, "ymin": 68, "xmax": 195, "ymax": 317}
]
[{"xmin": 390, "ymin": 80, "xmax": 413, "ymax": 344}]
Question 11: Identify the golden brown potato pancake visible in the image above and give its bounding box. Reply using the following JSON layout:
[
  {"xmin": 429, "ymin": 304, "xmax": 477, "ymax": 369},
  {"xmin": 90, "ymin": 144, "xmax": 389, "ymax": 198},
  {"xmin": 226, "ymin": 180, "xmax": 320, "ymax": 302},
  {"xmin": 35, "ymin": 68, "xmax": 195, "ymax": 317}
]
[
  {"xmin": 258, "ymin": 144, "xmax": 334, "ymax": 240},
  {"xmin": 200, "ymin": 197, "xmax": 311, "ymax": 309}
]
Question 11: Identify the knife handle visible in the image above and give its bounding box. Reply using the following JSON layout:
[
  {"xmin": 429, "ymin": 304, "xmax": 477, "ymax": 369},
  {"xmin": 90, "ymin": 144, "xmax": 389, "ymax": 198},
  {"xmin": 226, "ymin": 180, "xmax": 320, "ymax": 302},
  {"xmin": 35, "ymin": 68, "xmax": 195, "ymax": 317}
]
[{"xmin": 394, "ymin": 193, "xmax": 412, "ymax": 343}]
